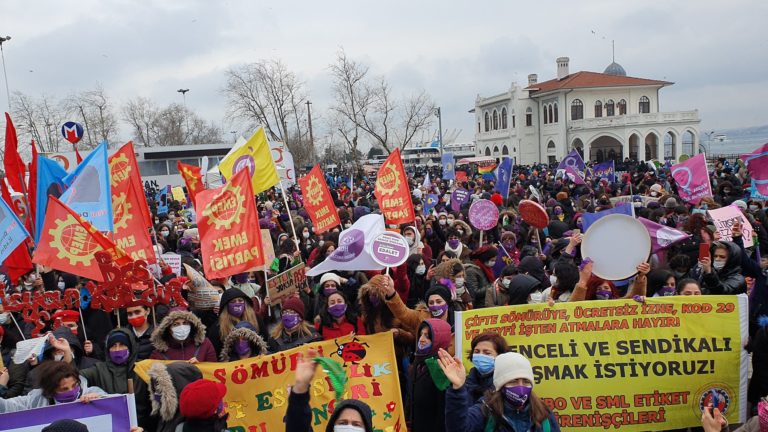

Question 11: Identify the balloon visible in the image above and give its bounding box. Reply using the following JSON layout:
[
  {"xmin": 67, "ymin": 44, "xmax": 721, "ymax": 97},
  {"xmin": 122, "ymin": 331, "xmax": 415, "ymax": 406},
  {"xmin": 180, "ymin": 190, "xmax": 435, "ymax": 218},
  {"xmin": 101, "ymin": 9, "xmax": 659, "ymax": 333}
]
[{"xmin": 61, "ymin": 121, "xmax": 84, "ymax": 144}]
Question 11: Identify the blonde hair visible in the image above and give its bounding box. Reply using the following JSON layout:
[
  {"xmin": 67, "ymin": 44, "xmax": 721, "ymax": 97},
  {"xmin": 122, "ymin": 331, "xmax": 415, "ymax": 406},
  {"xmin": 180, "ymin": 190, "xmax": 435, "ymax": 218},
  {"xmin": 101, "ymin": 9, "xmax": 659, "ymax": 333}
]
[
  {"xmin": 270, "ymin": 320, "xmax": 314, "ymax": 340},
  {"xmin": 219, "ymin": 302, "xmax": 259, "ymax": 340}
]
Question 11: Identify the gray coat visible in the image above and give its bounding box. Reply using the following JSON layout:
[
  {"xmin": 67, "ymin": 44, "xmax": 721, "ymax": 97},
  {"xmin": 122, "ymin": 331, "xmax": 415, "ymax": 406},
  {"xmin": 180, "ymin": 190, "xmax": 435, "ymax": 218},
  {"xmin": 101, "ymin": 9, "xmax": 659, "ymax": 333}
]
[{"xmin": 0, "ymin": 375, "xmax": 107, "ymax": 413}]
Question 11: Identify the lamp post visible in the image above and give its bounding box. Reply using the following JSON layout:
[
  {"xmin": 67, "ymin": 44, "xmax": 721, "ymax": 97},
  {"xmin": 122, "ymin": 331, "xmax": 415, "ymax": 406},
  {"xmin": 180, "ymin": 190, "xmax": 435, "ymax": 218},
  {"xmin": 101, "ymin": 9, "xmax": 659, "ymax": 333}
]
[
  {"xmin": 177, "ymin": 89, "xmax": 189, "ymax": 144},
  {"xmin": 704, "ymin": 130, "xmax": 715, "ymax": 158},
  {"xmin": 0, "ymin": 35, "xmax": 11, "ymax": 113},
  {"xmin": 434, "ymin": 107, "xmax": 443, "ymax": 156}
]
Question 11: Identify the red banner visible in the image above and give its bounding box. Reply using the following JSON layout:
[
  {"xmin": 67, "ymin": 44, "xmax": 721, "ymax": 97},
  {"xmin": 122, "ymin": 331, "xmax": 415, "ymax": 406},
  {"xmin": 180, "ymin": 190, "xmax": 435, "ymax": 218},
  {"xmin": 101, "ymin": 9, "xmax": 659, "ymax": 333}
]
[
  {"xmin": 109, "ymin": 141, "xmax": 152, "ymax": 227},
  {"xmin": 178, "ymin": 161, "xmax": 204, "ymax": 207},
  {"xmin": 197, "ymin": 169, "xmax": 264, "ymax": 278},
  {"xmin": 113, "ymin": 179, "xmax": 156, "ymax": 263},
  {"xmin": 374, "ymin": 148, "xmax": 414, "ymax": 225},
  {"xmin": 33, "ymin": 196, "xmax": 131, "ymax": 281},
  {"xmin": 297, "ymin": 164, "xmax": 340, "ymax": 234},
  {"xmin": 456, "ymin": 170, "xmax": 468, "ymax": 183}
]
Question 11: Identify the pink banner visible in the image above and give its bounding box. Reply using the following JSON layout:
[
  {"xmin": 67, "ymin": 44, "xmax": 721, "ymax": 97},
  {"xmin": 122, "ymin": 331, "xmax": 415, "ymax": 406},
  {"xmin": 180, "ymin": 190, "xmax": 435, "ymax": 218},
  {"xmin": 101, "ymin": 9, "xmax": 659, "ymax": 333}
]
[
  {"xmin": 638, "ymin": 217, "xmax": 691, "ymax": 253},
  {"xmin": 707, "ymin": 205, "xmax": 754, "ymax": 248},
  {"xmin": 741, "ymin": 143, "xmax": 768, "ymax": 196},
  {"xmin": 671, "ymin": 153, "xmax": 712, "ymax": 204}
]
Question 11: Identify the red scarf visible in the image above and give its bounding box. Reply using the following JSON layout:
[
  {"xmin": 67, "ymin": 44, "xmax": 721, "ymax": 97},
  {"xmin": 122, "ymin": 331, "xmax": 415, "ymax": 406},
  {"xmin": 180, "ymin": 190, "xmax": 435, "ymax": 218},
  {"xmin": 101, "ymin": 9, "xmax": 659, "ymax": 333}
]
[{"xmin": 473, "ymin": 260, "xmax": 495, "ymax": 283}]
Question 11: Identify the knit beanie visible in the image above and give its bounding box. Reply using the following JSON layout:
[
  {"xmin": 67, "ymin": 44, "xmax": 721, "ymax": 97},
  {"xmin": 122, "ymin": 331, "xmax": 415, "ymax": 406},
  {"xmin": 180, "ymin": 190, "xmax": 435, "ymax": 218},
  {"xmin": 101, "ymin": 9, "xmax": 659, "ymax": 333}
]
[
  {"xmin": 107, "ymin": 331, "xmax": 131, "ymax": 349},
  {"xmin": 179, "ymin": 379, "xmax": 227, "ymax": 419},
  {"xmin": 42, "ymin": 420, "xmax": 88, "ymax": 432},
  {"xmin": 424, "ymin": 285, "xmax": 451, "ymax": 305},
  {"xmin": 282, "ymin": 297, "xmax": 306, "ymax": 319},
  {"xmin": 493, "ymin": 352, "xmax": 534, "ymax": 390}
]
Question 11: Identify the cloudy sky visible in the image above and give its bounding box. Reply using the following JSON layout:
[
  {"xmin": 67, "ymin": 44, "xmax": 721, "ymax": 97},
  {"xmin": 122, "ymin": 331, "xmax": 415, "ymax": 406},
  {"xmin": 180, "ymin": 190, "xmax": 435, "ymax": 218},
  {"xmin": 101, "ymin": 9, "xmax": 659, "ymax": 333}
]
[{"xmin": 2, "ymin": 0, "xmax": 766, "ymax": 149}]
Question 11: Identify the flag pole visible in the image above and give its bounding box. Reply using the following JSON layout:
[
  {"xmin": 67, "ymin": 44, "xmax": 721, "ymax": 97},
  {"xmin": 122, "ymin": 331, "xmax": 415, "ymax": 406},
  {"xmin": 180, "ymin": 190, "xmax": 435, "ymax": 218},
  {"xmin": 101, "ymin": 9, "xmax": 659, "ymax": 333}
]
[
  {"xmin": 278, "ymin": 181, "xmax": 300, "ymax": 248},
  {"xmin": 9, "ymin": 312, "xmax": 25, "ymax": 340}
]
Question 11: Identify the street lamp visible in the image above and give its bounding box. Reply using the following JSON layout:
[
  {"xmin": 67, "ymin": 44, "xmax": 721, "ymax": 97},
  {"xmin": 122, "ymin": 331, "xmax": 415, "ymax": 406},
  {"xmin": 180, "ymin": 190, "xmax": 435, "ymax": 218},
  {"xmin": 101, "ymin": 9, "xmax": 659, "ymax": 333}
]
[
  {"xmin": 434, "ymin": 107, "xmax": 443, "ymax": 156},
  {"xmin": 704, "ymin": 130, "xmax": 715, "ymax": 157},
  {"xmin": 0, "ymin": 36, "xmax": 12, "ymax": 113},
  {"xmin": 177, "ymin": 89, "xmax": 190, "ymax": 143}
]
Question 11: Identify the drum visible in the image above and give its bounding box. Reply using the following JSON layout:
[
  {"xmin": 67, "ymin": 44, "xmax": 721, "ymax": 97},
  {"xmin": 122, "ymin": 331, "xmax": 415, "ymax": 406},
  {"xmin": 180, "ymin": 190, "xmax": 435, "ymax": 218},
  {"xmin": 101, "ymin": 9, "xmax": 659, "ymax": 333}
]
[
  {"xmin": 518, "ymin": 200, "xmax": 549, "ymax": 229},
  {"xmin": 581, "ymin": 214, "xmax": 651, "ymax": 280}
]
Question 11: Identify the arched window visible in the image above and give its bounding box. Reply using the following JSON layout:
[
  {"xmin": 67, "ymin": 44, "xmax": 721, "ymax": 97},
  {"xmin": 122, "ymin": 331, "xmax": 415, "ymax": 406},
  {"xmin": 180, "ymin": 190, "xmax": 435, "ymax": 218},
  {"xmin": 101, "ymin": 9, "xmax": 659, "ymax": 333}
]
[
  {"xmin": 547, "ymin": 141, "xmax": 556, "ymax": 151},
  {"xmin": 485, "ymin": 147, "xmax": 491, "ymax": 156},
  {"xmin": 492, "ymin": 110, "xmax": 499, "ymax": 130},
  {"xmin": 501, "ymin": 107, "xmax": 508, "ymax": 129},
  {"xmin": 548, "ymin": 105, "xmax": 553, "ymax": 124},
  {"xmin": 543, "ymin": 106, "xmax": 548, "ymax": 124},
  {"xmin": 502, "ymin": 145, "xmax": 509, "ymax": 155},
  {"xmin": 605, "ymin": 99, "xmax": 615, "ymax": 117},
  {"xmin": 618, "ymin": 99, "xmax": 627, "ymax": 115},
  {"xmin": 553, "ymin": 103, "xmax": 558, "ymax": 123},
  {"xmin": 639, "ymin": 96, "xmax": 650, "ymax": 114},
  {"xmin": 493, "ymin": 146, "xmax": 499, "ymax": 154},
  {"xmin": 571, "ymin": 99, "xmax": 584, "ymax": 120},
  {"xmin": 511, "ymin": 110, "xmax": 516, "ymax": 128},
  {"xmin": 484, "ymin": 112, "xmax": 490, "ymax": 131},
  {"xmin": 525, "ymin": 107, "xmax": 533, "ymax": 126},
  {"xmin": 594, "ymin": 101, "xmax": 603, "ymax": 118}
]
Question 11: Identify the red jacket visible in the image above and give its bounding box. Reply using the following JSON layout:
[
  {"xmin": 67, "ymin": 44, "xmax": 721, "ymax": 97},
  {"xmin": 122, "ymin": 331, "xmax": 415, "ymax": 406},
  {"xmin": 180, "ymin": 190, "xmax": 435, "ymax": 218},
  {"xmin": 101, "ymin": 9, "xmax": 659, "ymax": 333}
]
[
  {"xmin": 149, "ymin": 338, "xmax": 217, "ymax": 362},
  {"xmin": 316, "ymin": 317, "xmax": 366, "ymax": 340}
]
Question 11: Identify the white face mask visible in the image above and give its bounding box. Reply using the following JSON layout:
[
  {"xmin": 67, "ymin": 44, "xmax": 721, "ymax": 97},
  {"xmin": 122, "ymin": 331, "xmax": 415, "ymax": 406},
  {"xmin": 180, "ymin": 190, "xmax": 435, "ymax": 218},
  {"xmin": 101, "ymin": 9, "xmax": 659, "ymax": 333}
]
[
  {"xmin": 447, "ymin": 218, "xmax": 455, "ymax": 225},
  {"xmin": 334, "ymin": 425, "xmax": 365, "ymax": 432},
  {"xmin": 0, "ymin": 313, "xmax": 9, "ymax": 325},
  {"xmin": 487, "ymin": 260, "xmax": 496, "ymax": 267},
  {"xmin": 439, "ymin": 219, "xmax": 446, "ymax": 226},
  {"xmin": 713, "ymin": 260, "xmax": 726, "ymax": 271},
  {"xmin": 344, "ymin": 223, "xmax": 352, "ymax": 229},
  {"xmin": 415, "ymin": 265, "xmax": 426, "ymax": 275},
  {"xmin": 303, "ymin": 232, "xmax": 310, "ymax": 239},
  {"xmin": 502, "ymin": 279, "xmax": 511, "ymax": 288},
  {"xmin": 54, "ymin": 354, "xmax": 64, "ymax": 361},
  {"xmin": 318, "ymin": 241, "xmax": 325, "ymax": 247},
  {"xmin": 171, "ymin": 324, "xmax": 191, "ymax": 341},
  {"xmin": 405, "ymin": 236, "xmax": 415, "ymax": 246},
  {"xmin": 528, "ymin": 291, "xmax": 543, "ymax": 304},
  {"xmin": 57, "ymin": 282, "xmax": 66, "ymax": 290},
  {"xmin": 549, "ymin": 275, "xmax": 558, "ymax": 286},
  {"xmin": 455, "ymin": 277, "xmax": 465, "ymax": 288}
]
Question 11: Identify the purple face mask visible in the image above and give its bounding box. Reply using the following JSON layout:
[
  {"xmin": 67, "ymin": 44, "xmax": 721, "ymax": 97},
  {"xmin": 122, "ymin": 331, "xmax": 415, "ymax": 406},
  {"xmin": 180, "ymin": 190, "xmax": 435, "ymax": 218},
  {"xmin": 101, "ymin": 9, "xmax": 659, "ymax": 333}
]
[
  {"xmin": 595, "ymin": 289, "xmax": 613, "ymax": 300},
  {"xmin": 109, "ymin": 349, "xmax": 130, "ymax": 365},
  {"xmin": 369, "ymin": 295, "xmax": 382, "ymax": 308},
  {"xmin": 228, "ymin": 302, "xmax": 246, "ymax": 318},
  {"xmin": 328, "ymin": 303, "xmax": 347, "ymax": 318},
  {"xmin": 235, "ymin": 339, "xmax": 251, "ymax": 356},
  {"xmin": 54, "ymin": 384, "xmax": 81, "ymax": 403},
  {"xmin": 323, "ymin": 286, "xmax": 338, "ymax": 296},
  {"xmin": 282, "ymin": 314, "xmax": 301, "ymax": 329},
  {"xmin": 428, "ymin": 303, "xmax": 449, "ymax": 317},
  {"xmin": 503, "ymin": 385, "xmax": 532, "ymax": 408},
  {"xmin": 658, "ymin": 286, "xmax": 676, "ymax": 296},
  {"xmin": 447, "ymin": 239, "xmax": 460, "ymax": 249},
  {"xmin": 554, "ymin": 208, "xmax": 563, "ymax": 215}
]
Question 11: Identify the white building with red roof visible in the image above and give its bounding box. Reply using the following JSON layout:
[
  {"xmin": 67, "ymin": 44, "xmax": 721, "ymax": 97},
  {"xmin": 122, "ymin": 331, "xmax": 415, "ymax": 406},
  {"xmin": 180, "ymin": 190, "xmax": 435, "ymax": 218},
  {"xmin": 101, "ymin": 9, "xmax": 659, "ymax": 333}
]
[{"xmin": 471, "ymin": 57, "xmax": 701, "ymax": 165}]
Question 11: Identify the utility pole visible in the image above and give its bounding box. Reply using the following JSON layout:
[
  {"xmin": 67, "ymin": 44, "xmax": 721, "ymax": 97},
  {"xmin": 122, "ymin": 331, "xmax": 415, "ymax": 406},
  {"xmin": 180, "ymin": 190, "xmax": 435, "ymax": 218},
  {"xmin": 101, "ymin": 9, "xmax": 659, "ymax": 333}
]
[
  {"xmin": 435, "ymin": 107, "xmax": 444, "ymax": 156},
  {"xmin": 0, "ymin": 36, "xmax": 12, "ymax": 113},
  {"xmin": 177, "ymin": 88, "xmax": 189, "ymax": 144},
  {"xmin": 306, "ymin": 100, "xmax": 315, "ymax": 153}
]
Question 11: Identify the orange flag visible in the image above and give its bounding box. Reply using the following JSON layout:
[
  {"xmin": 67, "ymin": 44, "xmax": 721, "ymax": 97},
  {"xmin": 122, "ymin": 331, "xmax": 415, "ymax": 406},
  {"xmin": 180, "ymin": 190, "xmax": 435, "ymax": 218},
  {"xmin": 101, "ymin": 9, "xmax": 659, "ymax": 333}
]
[
  {"xmin": 177, "ymin": 161, "xmax": 203, "ymax": 207},
  {"xmin": 196, "ymin": 168, "xmax": 264, "ymax": 279},
  {"xmin": 33, "ymin": 196, "xmax": 131, "ymax": 281},
  {"xmin": 109, "ymin": 142, "xmax": 152, "ymax": 227},
  {"xmin": 298, "ymin": 164, "xmax": 340, "ymax": 234},
  {"xmin": 113, "ymin": 179, "xmax": 157, "ymax": 263},
  {"xmin": 374, "ymin": 148, "xmax": 415, "ymax": 225}
]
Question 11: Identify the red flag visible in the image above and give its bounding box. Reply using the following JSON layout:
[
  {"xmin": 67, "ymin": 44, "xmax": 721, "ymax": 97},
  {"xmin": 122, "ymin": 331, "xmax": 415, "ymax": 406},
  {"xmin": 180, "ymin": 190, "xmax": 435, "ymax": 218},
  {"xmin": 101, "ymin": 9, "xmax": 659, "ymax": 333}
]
[
  {"xmin": 27, "ymin": 140, "xmax": 39, "ymax": 235},
  {"xmin": 374, "ymin": 148, "xmax": 415, "ymax": 225},
  {"xmin": 0, "ymin": 180, "xmax": 33, "ymax": 282},
  {"xmin": 3, "ymin": 113, "xmax": 26, "ymax": 193},
  {"xmin": 177, "ymin": 161, "xmax": 203, "ymax": 207},
  {"xmin": 297, "ymin": 164, "xmax": 341, "ymax": 234},
  {"xmin": 109, "ymin": 142, "xmax": 151, "ymax": 227},
  {"xmin": 33, "ymin": 196, "xmax": 131, "ymax": 281},
  {"xmin": 74, "ymin": 144, "xmax": 83, "ymax": 164},
  {"xmin": 113, "ymin": 179, "xmax": 157, "ymax": 263},
  {"xmin": 196, "ymin": 169, "xmax": 264, "ymax": 279}
]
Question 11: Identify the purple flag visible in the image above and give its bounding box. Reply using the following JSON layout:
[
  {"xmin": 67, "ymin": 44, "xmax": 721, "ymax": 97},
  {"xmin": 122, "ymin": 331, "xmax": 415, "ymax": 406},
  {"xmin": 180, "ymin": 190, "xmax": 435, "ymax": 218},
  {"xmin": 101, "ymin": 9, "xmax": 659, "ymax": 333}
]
[
  {"xmin": 671, "ymin": 153, "xmax": 712, "ymax": 204},
  {"xmin": 451, "ymin": 188, "xmax": 471, "ymax": 211},
  {"xmin": 564, "ymin": 166, "xmax": 585, "ymax": 185},
  {"xmin": 638, "ymin": 217, "xmax": 691, "ymax": 253},
  {"xmin": 492, "ymin": 245, "xmax": 516, "ymax": 277},
  {"xmin": 557, "ymin": 149, "xmax": 585, "ymax": 171},
  {"xmin": 592, "ymin": 160, "xmax": 616, "ymax": 182},
  {"xmin": 742, "ymin": 143, "xmax": 768, "ymax": 196}
]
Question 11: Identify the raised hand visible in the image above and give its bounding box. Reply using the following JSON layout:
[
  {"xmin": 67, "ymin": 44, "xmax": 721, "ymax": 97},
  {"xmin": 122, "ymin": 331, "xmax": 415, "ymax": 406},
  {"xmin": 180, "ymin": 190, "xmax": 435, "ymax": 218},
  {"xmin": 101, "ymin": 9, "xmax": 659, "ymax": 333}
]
[
  {"xmin": 293, "ymin": 348, "xmax": 319, "ymax": 394},
  {"xmin": 437, "ymin": 348, "xmax": 467, "ymax": 390}
]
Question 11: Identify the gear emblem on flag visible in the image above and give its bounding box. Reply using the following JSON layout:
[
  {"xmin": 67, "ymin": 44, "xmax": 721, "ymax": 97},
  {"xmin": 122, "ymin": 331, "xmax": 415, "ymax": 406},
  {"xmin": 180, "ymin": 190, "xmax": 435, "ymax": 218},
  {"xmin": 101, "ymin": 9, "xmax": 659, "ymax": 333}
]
[
  {"xmin": 375, "ymin": 161, "xmax": 401, "ymax": 196},
  {"xmin": 109, "ymin": 152, "xmax": 131, "ymax": 188},
  {"xmin": 305, "ymin": 176, "xmax": 324, "ymax": 206},
  {"xmin": 203, "ymin": 185, "xmax": 245, "ymax": 230},
  {"xmin": 112, "ymin": 192, "xmax": 133, "ymax": 231},
  {"xmin": 48, "ymin": 215, "xmax": 98, "ymax": 266}
]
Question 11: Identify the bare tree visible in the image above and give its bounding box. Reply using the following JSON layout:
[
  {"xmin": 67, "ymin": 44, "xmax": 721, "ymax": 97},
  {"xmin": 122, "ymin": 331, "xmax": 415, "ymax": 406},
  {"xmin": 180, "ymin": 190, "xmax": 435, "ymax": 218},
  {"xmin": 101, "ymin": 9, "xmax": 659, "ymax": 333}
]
[
  {"xmin": 11, "ymin": 91, "xmax": 67, "ymax": 155},
  {"xmin": 223, "ymin": 59, "xmax": 315, "ymax": 166},
  {"xmin": 329, "ymin": 49, "xmax": 436, "ymax": 154},
  {"xmin": 122, "ymin": 96, "xmax": 159, "ymax": 147},
  {"xmin": 61, "ymin": 84, "xmax": 119, "ymax": 149},
  {"xmin": 123, "ymin": 102, "xmax": 220, "ymax": 147}
]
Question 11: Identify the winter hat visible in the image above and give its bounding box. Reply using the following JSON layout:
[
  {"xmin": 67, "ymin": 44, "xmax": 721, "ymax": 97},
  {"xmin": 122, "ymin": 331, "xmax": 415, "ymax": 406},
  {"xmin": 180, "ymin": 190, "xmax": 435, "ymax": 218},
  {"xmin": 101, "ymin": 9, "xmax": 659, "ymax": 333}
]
[
  {"xmin": 733, "ymin": 200, "xmax": 747, "ymax": 211},
  {"xmin": 107, "ymin": 331, "xmax": 130, "ymax": 349},
  {"xmin": 664, "ymin": 197, "xmax": 678, "ymax": 209},
  {"xmin": 556, "ymin": 192, "xmax": 568, "ymax": 201},
  {"xmin": 182, "ymin": 228, "xmax": 199, "ymax": 239},
  {"xmin": 319, "ymin": 273, "xmax": 341, "ymax": 286},
  {"xmin": 424, "ymin": 285, "xmax": 451, "ymax": 305},
  {"xmin": 52, "ymin": 310, "xmax": 79, "ymax": 325},
  {"xmin": 470, "ymin": 245, "xmax": 498, "ymax": 262},
  {"xmin": 650, "ymin": 184, "xmax": 662, "ymax": 193},
  {"xmin": 282, "ymin": 297, "xmax": 306, "ymax": 319},
  {"xmin": 180, "ymin": 379, "xmax": 227, "ymax": 419},
  {"xmin": 490, "ymin": 193, "xmax": 504, "ymax": 206},
  {"xmin": 326, "ymin": 399, "xmax": 374, "ymax": 432},
  {"xmin": 219, "ymin": 287, "xmax": 249, "ymax": 310},
  {"xmin": 647, "ymin": 201, "xmax": 661, "ymax": 209},
  {"xmin": 493, "ymin": 352, "xmax": 535, "ymax": 390},
  {"xmin": 42, "ymin": 420, "xmax": 89, "ymax": 432}
]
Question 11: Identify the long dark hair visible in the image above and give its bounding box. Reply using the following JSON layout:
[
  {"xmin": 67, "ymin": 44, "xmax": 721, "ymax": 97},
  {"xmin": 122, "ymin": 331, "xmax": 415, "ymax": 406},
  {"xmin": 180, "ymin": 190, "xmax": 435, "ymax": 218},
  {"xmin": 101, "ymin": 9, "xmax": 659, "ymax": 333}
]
[
  {"xmin": 318, "ymin": 291, "xmax": 358, "ymax": 330},
  {"xmin": 37, "ymin": 361, "xmax": 80, "ymax": 399}
]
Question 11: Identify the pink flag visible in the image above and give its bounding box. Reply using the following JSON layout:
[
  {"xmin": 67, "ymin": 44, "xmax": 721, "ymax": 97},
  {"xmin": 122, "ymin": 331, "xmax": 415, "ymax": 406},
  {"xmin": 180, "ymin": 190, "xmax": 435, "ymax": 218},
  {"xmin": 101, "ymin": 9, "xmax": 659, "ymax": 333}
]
[
  {"xmin": 638, "ymin": 217, "xmax": 691, "ymax": 254},
  {"xmin": 563, "ymin": 166, "xmax": 585, "ymax": 185},
  {"xmin": 741, "ymin": 142, "xmax": 768, "ymax": 195},
  {"xmin": 670, "ymin": 153, "xmax": 711, "ymax": 204}
]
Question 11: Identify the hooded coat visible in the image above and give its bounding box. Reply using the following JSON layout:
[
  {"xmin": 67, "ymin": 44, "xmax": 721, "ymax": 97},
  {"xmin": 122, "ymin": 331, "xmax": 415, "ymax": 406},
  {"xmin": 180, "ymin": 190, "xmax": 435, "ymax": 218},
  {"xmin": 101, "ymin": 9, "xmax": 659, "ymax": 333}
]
[
  {"xmin": 148, "ymin": 362, "xmax": 203, "ymax": 432},
  {"xmin": 698, "ymin": 241, "xmax": 747, "ymax": 295},
  {"xmin": 24, "ymin": 327, "xmax": 100, "ymax": 394},
  {"xmin": 80, "ymin": 328, "xmax": 152, "ymax": 430},
  {"xmin": 285, "ymin": 390, "xmax": 375, "ymax": 432},
  {"xmin": 485, "ymin": 274, "xmax": 541, "ymax": 307},
  {"xmin": 206, "ymin": 288, "xmax": 267, "ymax": 356},
  {"xmin": 219, "ymin": 326, "xmax": 269, "ymax": 362},
  {"xmin": 149, "ymin": 311, "xmax": 217, "ymax": 362},
  {"xmin": 409, "ymin": 319, "xmax": 453, "ymax": 432}
]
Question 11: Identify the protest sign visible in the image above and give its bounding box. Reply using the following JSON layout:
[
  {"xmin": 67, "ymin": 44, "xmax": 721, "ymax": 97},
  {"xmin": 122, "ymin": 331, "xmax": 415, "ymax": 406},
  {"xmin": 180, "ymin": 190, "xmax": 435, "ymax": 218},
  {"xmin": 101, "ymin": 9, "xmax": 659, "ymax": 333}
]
[
  {"xmin": 259, "ymin": 229, "xmax": 276, "ymax": 272},
  {"xmin": 184, "ymin": 263, "xmax": 221, "ymax": 310},
  {"xmin": 468, "ymin": 199, "xmax": 499, "ymax": 230},
  {"xmin": 610, "ymin": 195, "xmax": 660, "ymax": 206},
  {"xmin": 450, "ymin": 188, "xmax": 471, "ymax": 212},
  {"xmin": 368, "ymin": 232, "xmax": 409, "ymax": 267},
  {"xmin": 161, "ymin": 252, "xmax": 182, "ymax": 276},
  {"xmin": 0, "ymin": 395, "xmax": 135, "ymax": 431},
  {"xmin": 455, "ymin": 170, "xmax": 468, "ymax": 183},
  {"xmin": 671, "ymin": 154, "xmax": 712, "ymax": 204},
  {"xmin": 455, "ymin": 296, "xmax": 748, "ymax": 431},
  {"xmin": 708, "ymin": 206, "xmax": 754, "ymax": 247},
  {"xmin": 171, "ymin": 185, "xmax": 186, "ymax": 203},
  {"xmin": 267, "ymin": 263, "xmax": 307, "ymax": 303},
  {"xmin": 135, "ymin": 332, "xmax": 406, "ymax": 432}
]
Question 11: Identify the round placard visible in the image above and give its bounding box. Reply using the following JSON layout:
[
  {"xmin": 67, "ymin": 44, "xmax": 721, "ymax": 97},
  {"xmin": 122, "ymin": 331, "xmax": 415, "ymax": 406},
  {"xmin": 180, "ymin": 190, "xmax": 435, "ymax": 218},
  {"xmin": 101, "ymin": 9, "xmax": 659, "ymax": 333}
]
[
  {"xmin": 518, "ymin": 200, "xmax": 550, "ymax": 229},
  {"xmin": 581, "ymin": 214, "xmax": 651, "ymax": 280},
  {"xmin": 368, "ymin": 232, "xmax": 410, "ymax": 267},
  {"xmin": 469, "ymin": 199, "xmax": 499, "ymax": 230}
]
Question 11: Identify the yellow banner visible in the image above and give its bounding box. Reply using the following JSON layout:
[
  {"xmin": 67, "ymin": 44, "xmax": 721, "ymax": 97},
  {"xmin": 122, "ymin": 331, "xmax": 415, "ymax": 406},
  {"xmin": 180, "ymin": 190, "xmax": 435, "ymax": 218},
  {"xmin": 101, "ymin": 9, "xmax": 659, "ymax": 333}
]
[
  {"xmin": 135, "ymin": 333, "xmax": 405, "ymax": 432},
  {"xmin": 171, "ymin": 186, "xmax": 187, "ymax": 203},
  {"xmin": 455, "ymin": 295, "xmax": 748, "ymax": 431}
]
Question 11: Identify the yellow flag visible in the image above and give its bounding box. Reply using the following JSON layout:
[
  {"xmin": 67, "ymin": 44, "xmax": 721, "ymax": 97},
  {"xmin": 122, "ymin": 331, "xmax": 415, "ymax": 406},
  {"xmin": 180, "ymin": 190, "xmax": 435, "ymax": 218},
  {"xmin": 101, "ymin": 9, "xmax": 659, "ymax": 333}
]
[{"xmin": 218, "ymin": 127, "xmax": 279, "ymax": 194}]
